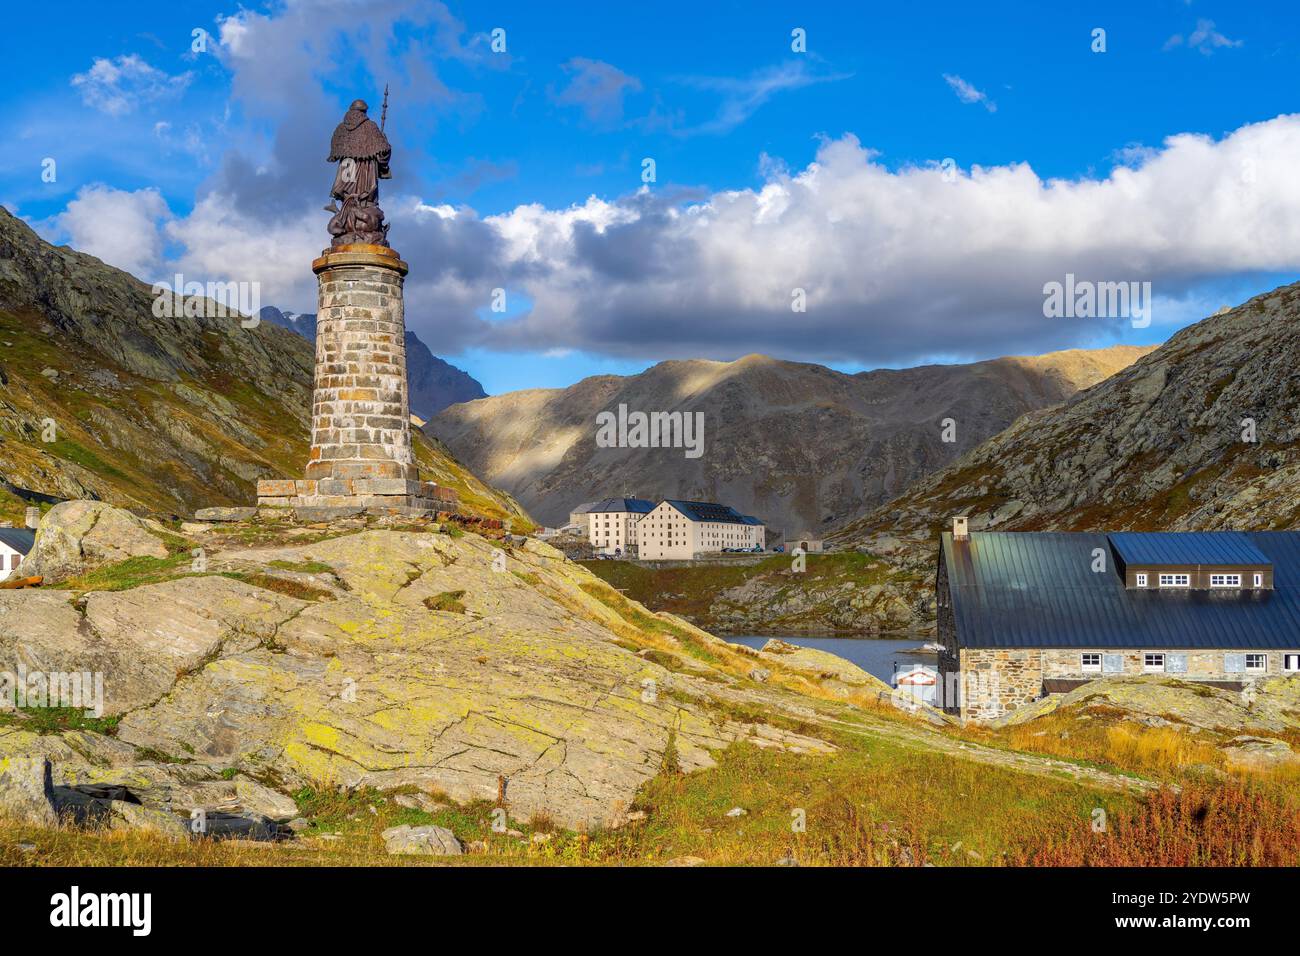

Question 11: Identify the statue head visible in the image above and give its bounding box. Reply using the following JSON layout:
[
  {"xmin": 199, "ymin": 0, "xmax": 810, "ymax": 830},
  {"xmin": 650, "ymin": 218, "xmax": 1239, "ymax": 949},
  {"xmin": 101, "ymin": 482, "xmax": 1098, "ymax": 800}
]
[{"xmin": 349, "ymin": 99, "xmax": 368, "ymax": 113}]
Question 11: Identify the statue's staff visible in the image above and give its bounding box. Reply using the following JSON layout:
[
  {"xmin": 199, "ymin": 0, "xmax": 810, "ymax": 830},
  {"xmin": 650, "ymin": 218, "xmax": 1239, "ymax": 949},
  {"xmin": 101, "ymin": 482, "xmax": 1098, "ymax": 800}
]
[{"xmin": 380, "ymin": 83, "xmax": 389, "ymax": 132}]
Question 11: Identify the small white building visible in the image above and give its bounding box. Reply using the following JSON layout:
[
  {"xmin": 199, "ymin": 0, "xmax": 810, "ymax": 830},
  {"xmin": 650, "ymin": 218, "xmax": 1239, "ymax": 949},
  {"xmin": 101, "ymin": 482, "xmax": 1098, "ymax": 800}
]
[
  {"xmin": 790, "ymin": 532, "xmax": 825, "ymax": 553},
  {"xmin": 0, "ymin": 528, "xmax": 36, "ymax": 582},
  {"xmin": 638, "ymin": 500, "xmax": 764, "ymax": 559},
  {"xmin": 587, "ymin": 497, "xmax": 655, "ymax": 556}
]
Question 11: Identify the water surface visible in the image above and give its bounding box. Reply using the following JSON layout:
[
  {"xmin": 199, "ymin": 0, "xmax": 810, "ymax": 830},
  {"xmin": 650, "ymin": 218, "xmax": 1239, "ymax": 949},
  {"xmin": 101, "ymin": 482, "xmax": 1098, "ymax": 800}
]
[{"xmin": 727, "ymin": 634, "xmax": 936, "ymax": 685}]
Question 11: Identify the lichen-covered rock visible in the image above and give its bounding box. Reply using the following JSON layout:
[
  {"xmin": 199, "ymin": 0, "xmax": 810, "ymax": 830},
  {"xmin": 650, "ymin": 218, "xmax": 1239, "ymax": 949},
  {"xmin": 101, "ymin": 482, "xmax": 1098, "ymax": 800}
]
[
  {"xmin": 0, "ymin": 756, "xmax": 57, "ymax": 825},
  {"xmin": 0, "ymin": 576, "xmax": 304, "ymax": 715},
  {"xmin": 755, "ymin": 638, "xmax": 889, "ymax": 690},
  {"xmin": 108, "ymin": 801, "xmax": 191, "ymax": 840},
  {"xmin": 381, "ymin": 824, "xmax": 462, "ymax": 855},
  {"xmin": 997, "ymin": 675, "xmax": 1300, "ymax": 739},
  {"xmin": 0, "ymin": 529, "xmax": 837, "ymax": 830},
  {"xmin": 193, "ymin": 507, "xmax": 258, "ymax": 522},
  {"xmin": 20, "ymin": 500, "xmax": 169, "ymax": 582},
  {"xmin": 1224, "ymin": 736, "xmax": 1300, "ymax": 769}
]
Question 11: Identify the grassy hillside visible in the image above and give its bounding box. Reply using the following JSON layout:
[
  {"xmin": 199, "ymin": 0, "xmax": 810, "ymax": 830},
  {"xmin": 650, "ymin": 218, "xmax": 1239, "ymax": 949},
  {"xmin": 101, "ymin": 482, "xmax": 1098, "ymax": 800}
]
[
  {"xmin": 580, "ymin": 552, "xmax": 929, "ymax": 634},
  {"xmin": 0, "ymin": 206, "xmax": 530, "ymax": 528},
  {"xmin": 8, "ymin": 693, "xmax": 1298, "ymax": 866}
]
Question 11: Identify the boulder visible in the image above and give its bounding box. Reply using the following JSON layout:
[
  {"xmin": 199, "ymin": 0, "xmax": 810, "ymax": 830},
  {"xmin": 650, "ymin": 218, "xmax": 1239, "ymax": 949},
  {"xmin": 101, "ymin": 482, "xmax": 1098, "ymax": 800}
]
[
  {"xmin": 20, "ymin": 500, "xmax": 170, "ymax": 582},
  {"xmin": 1224, "ymin": 736, "xmax": 1300, "ymax": 769},
  {"xmin": 393, "ymin": 792, "xmax": 446, "ymax": 814},
  {"xmin": 756, "ymin": 638, "xmax": 891, "ymax": 691},
  {"xmin": 107, "ymin": 801, "xmax": 191, "ymax": 840},
  {"xmin": 0, "ymin": 756, "xmax": 57, "ymax": 825},
  {"xmin": 163, "ymin": 778, "xmax": 301, "ymax": 822},
  {"xmin": 381, "ymin": 824, "xmax": 462, "ymax": 856},
  {"xmin": 0, "ymin": 576, "xmax": 305, "ymax": 715},
  {"xmin": 193, "ymin": 507, "xmax": 257, "ymax": 522}
]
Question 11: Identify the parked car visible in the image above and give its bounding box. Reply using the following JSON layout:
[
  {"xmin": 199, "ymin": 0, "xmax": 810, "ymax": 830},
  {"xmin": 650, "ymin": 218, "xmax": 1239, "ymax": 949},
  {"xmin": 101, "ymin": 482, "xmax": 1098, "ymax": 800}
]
[{"xmin": 773, "ymin": 545, "xmax": 784, "ymax": 553}]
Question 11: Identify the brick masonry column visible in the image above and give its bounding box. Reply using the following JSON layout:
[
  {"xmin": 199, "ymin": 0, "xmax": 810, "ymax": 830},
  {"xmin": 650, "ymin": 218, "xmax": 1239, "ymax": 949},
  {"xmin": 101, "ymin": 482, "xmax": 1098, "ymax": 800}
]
[
  {"xmin": 306, "ymin": 244, "xmax": 417, "ymax": 482},
  {"xmin": 255, "ymin": 242, "xmax": 459, "ymax": 514}
]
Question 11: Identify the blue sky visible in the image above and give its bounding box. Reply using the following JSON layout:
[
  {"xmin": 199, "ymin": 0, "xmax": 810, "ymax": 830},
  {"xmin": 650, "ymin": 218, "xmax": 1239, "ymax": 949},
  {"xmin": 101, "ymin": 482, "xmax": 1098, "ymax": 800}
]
[{"xmin": 5, "ymin": 1, "xmax": 1300, "ymax": 393}]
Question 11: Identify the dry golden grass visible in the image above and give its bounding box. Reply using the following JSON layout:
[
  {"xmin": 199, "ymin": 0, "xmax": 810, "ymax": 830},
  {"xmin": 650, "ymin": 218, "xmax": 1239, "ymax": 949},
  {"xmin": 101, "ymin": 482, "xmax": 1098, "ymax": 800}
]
[{"xmin": 964, "ymin": 707, "xmax": 1225, "ymax": 779}]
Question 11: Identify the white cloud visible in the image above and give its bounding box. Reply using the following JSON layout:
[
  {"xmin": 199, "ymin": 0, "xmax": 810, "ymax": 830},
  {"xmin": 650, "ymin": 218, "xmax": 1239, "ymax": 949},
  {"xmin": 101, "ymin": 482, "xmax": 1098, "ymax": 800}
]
[
  {"xmin": 551, "ymin": 58, "xmax": 642, "ymax": 125},
  {"xmin": 943, "ymin": 73, "xmax": 996, "ymax": 112},
  {"xmin": 54, "ymin": 185, "xmax": 171, "ymax": 278},
  {"xmin": 675, "ymin": 61, "xmax": 850, "ymax": 134},
  {"xmin": 462, "ymin": 114, "xmax": 1300, "ymax": 364},
  {"xmin": 70, "ymin": 55, "xmax": 192, "ymax": 116},
  {"xmin": 1164, "ymin": 19, "xmax": 1243, "ymax": 55},
  {"xmin": 127, "ymin": 112, "xmax": 1300, "ymax": 366}
]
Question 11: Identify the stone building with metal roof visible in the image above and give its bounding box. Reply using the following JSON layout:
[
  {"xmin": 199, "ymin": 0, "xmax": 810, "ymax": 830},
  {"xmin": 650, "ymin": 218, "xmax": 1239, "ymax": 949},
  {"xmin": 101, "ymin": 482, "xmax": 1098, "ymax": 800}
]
[{"xmin": 935, "ymin": 518, "xmax": 1300, "ymax": 720}]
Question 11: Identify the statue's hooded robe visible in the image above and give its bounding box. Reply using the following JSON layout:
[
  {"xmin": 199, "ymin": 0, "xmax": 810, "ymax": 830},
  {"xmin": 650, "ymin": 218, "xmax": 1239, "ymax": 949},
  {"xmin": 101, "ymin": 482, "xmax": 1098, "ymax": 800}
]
[{"xmin": 327, "ymin": 101, "xmax": 392, "ymax": 246}]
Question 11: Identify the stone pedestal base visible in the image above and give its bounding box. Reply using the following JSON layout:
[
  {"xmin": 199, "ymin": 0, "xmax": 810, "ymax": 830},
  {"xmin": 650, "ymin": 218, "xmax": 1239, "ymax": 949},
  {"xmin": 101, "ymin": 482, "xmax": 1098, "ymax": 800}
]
[{"xmin": 256, "ymin": 478, "xmax": 458, "ymax": 515}]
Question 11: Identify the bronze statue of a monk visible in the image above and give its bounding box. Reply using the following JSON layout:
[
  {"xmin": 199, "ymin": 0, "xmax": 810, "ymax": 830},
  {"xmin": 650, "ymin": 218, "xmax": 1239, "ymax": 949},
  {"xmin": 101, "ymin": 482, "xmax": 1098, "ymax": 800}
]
[{"xmin": 325, "ymin": 98, "xmax": 392, "ymax": 248}]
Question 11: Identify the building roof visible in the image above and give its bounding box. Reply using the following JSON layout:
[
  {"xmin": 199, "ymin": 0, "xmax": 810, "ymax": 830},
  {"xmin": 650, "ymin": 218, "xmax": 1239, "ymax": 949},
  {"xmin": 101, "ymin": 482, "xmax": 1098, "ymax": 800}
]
[
  {"xmin": 587, "ymin": 497, "xmax": 656, "ymax": 515},
  {"xmin": 1108, "ymin": 531, "xmax": 1272, "ymax": 567},
  {"xmin": 941, "ymin": 531, "xmax": 1300, "ymax": 650},
  {"xmin": 740, "ymin": 515, "xmax": 764, "ymax": 526},
  {"xmin": 0, "ymin": 528, "xmax": 36, "ymax": 555},
  {"xmin": 661, "ymin": 500, "xmax": 747, "ymax": 524}
]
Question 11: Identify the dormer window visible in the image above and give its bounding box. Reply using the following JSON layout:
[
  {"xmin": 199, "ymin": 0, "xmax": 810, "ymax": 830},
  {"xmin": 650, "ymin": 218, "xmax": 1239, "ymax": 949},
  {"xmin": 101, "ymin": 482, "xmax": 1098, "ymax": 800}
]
[
  {"xmin": 1210, "ymin": 574, "xmax": 1242, "ymax": 588},
  {"xmin": 1254, "ymin": 573, "xmax": 1263, "ymax": 588},
  {"xmin": 1135, "ymin": 573, "xmax": 1147, "ymax": 587},
  {"xmin": 1158, "ymin": 574, "xmax": 1190, "ymax": 588}
]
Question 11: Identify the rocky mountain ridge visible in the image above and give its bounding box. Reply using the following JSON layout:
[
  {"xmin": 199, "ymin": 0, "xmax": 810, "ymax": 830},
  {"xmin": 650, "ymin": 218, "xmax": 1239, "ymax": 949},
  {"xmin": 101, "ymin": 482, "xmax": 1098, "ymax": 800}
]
[
  {"xmin": 427, "ymin": 346, "xmax": 1150, "ymax": 534},
  {"xmin": 259, "ymin": 307, "xmax": 486, "ymax": 420},
  {"xmin": 836, "ymin": 280, "xmax": 1300, "ymax": 560},
  {"xmin": 0, "ymin": 205, "xmax": 525, "ymax": 526}
]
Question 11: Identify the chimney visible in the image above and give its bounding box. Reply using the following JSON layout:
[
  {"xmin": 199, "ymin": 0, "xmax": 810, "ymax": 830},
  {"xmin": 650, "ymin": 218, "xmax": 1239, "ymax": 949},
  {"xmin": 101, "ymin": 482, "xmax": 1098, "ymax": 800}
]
[
  {"xmin": 25, "ymin": 506, "xmax": 40, "ymax": 530},
  {"xmin": 952, "ymin": 516, "xmax": 969, "ymax": 540}
]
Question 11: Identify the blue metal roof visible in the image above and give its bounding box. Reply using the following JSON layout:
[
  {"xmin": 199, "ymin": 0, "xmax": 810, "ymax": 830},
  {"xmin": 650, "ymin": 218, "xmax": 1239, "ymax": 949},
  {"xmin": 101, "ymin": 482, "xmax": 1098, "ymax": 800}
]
[
  {"xmin": 740, "ymin": 515, "xmax": 764, "ymax": 526},
  {"xmin": 588, "ymin": 497, "xmax": 655, "ymax": 514},
  {"xmin": 1108, "ymin": 531, "xmax": 1272, "ymax": 567},
  {"xmin": 942, "ymin": 531, "xmax": 1300, "ymax": 650},
  {"xmin": 0, "ymin": 528, "xmax": 35, "ymax": 554},
  {"xmin": 663, "ymin": 500, "xmax": 747, "ymax": 524}
]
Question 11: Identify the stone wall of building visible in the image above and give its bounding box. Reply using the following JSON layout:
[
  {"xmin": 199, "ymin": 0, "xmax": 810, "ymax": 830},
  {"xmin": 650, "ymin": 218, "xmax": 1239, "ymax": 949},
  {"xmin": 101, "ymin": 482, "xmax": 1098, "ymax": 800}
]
[
  {"xmin": 1041, "ymin": 648, "xmax": 1294, "ymax": 679},
  {"xmin": 958, "ymin": 648, "xmax": 1045, "ymax": 721},
  {"xmin": 955, "ymin": 646, "xmax": 1298, "ymax": 720}
]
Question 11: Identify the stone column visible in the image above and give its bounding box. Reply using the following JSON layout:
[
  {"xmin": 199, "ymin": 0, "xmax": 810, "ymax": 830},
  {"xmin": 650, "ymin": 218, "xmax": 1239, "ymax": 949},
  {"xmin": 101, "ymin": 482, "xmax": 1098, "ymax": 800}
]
[
  {"xmin": 257, "ymin": 242, "xmax": 451, "ymax": 514},
  {"xmin": 307, "ymin": 243, "xmax": 416, "ymax": 484}
]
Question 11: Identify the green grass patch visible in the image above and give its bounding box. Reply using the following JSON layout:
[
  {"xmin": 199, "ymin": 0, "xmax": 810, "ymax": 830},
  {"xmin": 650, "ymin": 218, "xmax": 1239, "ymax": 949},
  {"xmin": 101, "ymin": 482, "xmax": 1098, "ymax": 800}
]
[
  {"xmin": 268, "ymin": 559, "xmax": 334, "ymax": 574},
  {"xmin": 54, "ymin": 553, "xmax": 193, "ymax": 593},
  {"xmin": 424, "ymin": 590, "xmax": 468, "ymax": 613},
  {"xmin": 0, "ymin": 706, "xmax": 120, "ymax": 736},
  {"xmin": 221, "ymin": 571, "xmax": 334, "ymax": 602},
  {"xmin": 579, "ymin": 551, "xmax": 918, "ymax": 632}
]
